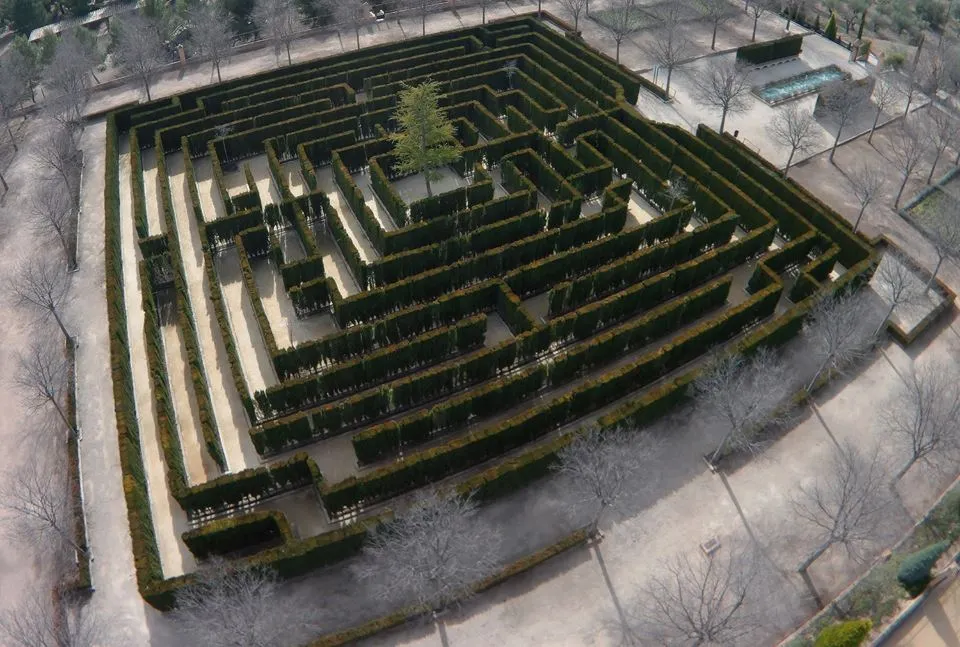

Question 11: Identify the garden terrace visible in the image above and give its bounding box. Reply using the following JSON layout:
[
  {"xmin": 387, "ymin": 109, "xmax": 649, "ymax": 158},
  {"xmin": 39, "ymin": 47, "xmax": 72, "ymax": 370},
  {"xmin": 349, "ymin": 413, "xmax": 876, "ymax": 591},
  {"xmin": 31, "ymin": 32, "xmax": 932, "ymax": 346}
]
[{"xmin": 103, "ymin": 13, "xmax": 877, "ymax": 615}]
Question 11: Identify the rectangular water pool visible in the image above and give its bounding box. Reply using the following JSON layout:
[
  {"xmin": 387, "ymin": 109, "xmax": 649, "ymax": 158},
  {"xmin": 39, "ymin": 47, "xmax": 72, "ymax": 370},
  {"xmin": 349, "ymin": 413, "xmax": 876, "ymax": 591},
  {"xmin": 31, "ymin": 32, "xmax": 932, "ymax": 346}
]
[{"xmin": 753, "ymin": 65, "xmax": 850, "ymax": 105}]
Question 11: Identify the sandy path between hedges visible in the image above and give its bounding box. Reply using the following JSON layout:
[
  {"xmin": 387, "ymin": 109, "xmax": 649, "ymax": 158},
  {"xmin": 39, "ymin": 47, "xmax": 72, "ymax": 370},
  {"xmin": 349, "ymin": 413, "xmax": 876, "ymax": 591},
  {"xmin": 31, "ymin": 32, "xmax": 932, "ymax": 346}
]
[
  {"xmin": 167, "ymin": 154, "xmax": 262, "ymax": 472},
  {"xmin": 118, "ymin": 139, "xmax": 195, "ymax": 578},
  {"xmin": 141, "ymin": 147, "xmax": 164, "ymax": 237},
  {"xmin": 160, "ymin": 322, "xmax": 218, "ymax": 484},
  {"xmin": 283, "ymin": 159, "xmax": 307, "ymax": 197},
  {"xmin": 249, "ymin": 154, "xmax": 281, "ymax": 206},
  {"xmin": 253, "ymin": 257, "xmax": 339, "ymax": 348},
  {"xmin": 193, "ymin": 157, "xmax": 229, "ymax": 223},
  {"xmin": 316, "ymin": 166, "xmax": 380, "ymax": 262}
]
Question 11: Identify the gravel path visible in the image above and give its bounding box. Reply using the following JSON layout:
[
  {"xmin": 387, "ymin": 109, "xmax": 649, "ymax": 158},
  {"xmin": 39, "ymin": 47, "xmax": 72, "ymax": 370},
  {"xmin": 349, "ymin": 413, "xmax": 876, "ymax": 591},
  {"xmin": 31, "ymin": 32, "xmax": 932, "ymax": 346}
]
[{"xmin": 168, "ymin": 154, "xmax": 261, "ymax": 471}]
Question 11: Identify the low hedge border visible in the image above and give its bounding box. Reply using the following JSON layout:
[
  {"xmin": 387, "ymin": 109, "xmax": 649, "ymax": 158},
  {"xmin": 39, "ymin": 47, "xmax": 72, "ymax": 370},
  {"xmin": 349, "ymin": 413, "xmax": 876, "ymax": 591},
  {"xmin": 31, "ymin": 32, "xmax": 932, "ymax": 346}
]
[
  {"xmin": 65, "ymin": 339, "xmax": 91, "ymax": 592},
  {"xmin": 182, "ymin": 510, "xmax": 293, "ymax": 558}
]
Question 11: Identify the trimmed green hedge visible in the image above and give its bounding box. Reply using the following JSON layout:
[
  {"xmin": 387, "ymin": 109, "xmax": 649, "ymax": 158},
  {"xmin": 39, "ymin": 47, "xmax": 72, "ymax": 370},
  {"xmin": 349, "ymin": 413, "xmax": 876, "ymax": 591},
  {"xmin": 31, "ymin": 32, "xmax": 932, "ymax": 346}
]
[
  {"xmin": 813, "ymin": 619, "xmax": 871, "ymax": 647},
  {"xmin": 182, "ymin": 510, "xmax": 293, "ymax": 558},
  {"xmin": 737, "ymin": 34, "xmax": 804, "ymax": 65},
  {"xmin": 897, "ymin": 540, "xmax": 949, "ymax": 596}
]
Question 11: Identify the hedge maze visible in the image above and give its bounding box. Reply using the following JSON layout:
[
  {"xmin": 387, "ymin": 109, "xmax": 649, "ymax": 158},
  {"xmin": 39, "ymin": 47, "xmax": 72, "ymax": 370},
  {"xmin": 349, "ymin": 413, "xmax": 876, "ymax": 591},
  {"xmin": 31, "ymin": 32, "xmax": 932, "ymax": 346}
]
[{"xmin": 104, "ymin": 14, "xmax": 877, "ymax": 617}]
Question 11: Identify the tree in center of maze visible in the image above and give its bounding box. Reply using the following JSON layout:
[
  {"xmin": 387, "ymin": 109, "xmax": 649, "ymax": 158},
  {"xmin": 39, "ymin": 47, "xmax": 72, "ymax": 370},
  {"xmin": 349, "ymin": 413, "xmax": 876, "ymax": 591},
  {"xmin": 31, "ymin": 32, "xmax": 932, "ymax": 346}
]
[{"xmin": 390, "ymin": 81, "xmax": 462, "ymax": 198}]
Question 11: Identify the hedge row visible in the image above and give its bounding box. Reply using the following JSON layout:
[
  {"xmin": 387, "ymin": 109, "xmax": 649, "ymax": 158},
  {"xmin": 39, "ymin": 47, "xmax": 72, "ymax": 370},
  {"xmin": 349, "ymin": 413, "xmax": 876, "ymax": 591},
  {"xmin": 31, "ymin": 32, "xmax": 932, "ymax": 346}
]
[
  {"xmin": 255, "ymin": 315, "xmax": 488, "ymax": 419},
  {"xmin": 321, "ymin": 274, "xmax": 753, "ymax": 514},
  {"xmin": 332, "ymin": 152, "xmax": 386, "ymax": 255},
  {"xmin": 736, "ymin": 34, "xmax": 804, "ymax": 65},
  {"xmin": 272, "ymin": 280, "xmax": 502, "ymax": 379},
  {"xmin": 130, "ymin": 128, "xmax": 149, "ymax": 239},
  {"xmin": 206, "ymin": 141, "xmax": 235, "ymax": 216},
  {"xmin": 236, "ymin": 236, "xmax": 280, "ymax": 361},
  {"xmin": 369, "ymin": 155, "xmax": 408, "ymax": 227},
  {"xmin": 280, "ymin": 256, "xmax": 325, "ymax": 291},
  {"xmin": 206, "ymin": 207, "xmax": 265, "ymax": 249},
  {"xmin": 64, "ymin": 340, "xmax": 91, "ymax": 592},
  {"xmin": 182, "ymin": 510, "xmax": 293, "ymax": 559},
  {"xmin": 408, "ymin": 172, "xmax": 494, "ymax": 223},
  {"xmin": 183, "ymin": 150, "xmax": 257, "ymax": 423},
  {"xmin": 155, "ymin": 134, "xmax": 227, "ymax": 470}
]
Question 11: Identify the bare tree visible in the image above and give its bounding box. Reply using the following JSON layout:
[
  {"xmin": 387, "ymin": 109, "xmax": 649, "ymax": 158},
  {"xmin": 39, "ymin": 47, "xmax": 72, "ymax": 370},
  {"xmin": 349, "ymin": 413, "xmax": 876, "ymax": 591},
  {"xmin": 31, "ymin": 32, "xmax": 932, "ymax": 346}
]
[
  {"xmin": 820, "ymin": 81, "xmax": 867, "ymax": 163},
  {"xmin": 15, "ymin": 338, "xmax": 77, "ymax": 438},
  {"xmin": 698, "ymin": 0, "xmax": 737, "ymax": 49},
  {"xmin": 918, "ymin": 197, "xmax": 960, "ymax": 291},
  {"xmin": 645, "ymin": 3, "xmax": 692, "ymax": 98},
  {"xmin": 0, "ymin": 582, "xmax": 100, "ymax": 647},
  {"xmin": 694, "ymin": 347, "xmax": 790, "ymax": 465},
  {"xmin": 112, "ymin": 12, "xmax": 165, "ymax": 102},
  {"xmin": 887, "ymin": 119, "xmax": 927, "ymax": 208},
  {"xmin": 599, "ymin": 0, "xmax": 641, "ymax": 62},
  {"xmin": 0, "ymin": 449, "xmax": 83, "ymax": 555},
  {"xmin": 10, "ymin": 255, "xmax": 74, "ymax": 346},
  {"xmin": 921, "ymin": 105, "xmax": 958, "ymax": 183},
  {"xmin": 637, "ymin": 546, "xmax": 761, "ymax": 646},
  {"xmin": 354, "ymin": 490, "xmax": 500, "ymax": 611},
  {"xmin": 693, "ymin": 59, "xmax": 753, "ymax": 134},
  {"xmin": 0, "ymin": 49, "xmax": 32, "ymax": 156},
  {"xmin": 846, "ymin": 162, "xmax": 885, "ymax": 232},
  {"xmin": 792, "ymin": 441, "xmax": 890, "ymax": 607},
  {"xmin": 664, "ymin": 175, "xmax": 688, "ymax": 211},
  {"xmin": 326, "ymin": 0, "xmax": 371, "ymax": 50},
  {"xmin": 31, "ymin": 182, "xmax": 78, "ymax": 270},
  {"xmin": 558, "ymin": 0, "xmax": 588, "ymax": 31},
  {"xmin": 174, "ymin": 559, "xmax": 309, "ymax": 647},
  {"xmin": 803, "ymin": 290, "xmax": 876, "ymax": 392},
  {"xmin": 43, "ymin": 27, "xmax": 101, "ymax": 125},
  {"xmin": 782, "ymin": 0, "xmax": 805, "ymax": 29},
  {"xmin": 254, "ymin": 0, "xmax": 306, "ymax": 65},
  {"xmin": 883, "ymin": 359, "xmax": 960, "ymax": 483},
  {"xmin": 31, "ymin": 125, "xmax": 82, "ymax": 215},
  {"xmin": 747, "ymin": 0, "xmax": 776, "ymax": 40},
  {"xmin": 867, "ymin": 74, "xmax": 900, "ymax": 144},
  {"xmin": 767, "ymin": 103, "xmax": 819, "ymax": 177},
  {"xmin": 189, "ymin": 1, "xmax": 236, "ymax": 83},
  {"xmin": 872, "ymin": 250, "xmax": 924, "ymax": 337},
  {"xmin": 553, "ymin": 427, "xmax": 659, "ymax": 535}
]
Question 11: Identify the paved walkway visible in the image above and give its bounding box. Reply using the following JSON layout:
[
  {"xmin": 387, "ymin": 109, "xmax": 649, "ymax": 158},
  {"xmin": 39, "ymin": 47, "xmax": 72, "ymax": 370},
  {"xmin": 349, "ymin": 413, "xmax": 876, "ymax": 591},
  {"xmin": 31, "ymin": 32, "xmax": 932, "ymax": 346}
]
[{"xmin": 884, "ymin": 571, "xmax": 960, "ymax": 647}]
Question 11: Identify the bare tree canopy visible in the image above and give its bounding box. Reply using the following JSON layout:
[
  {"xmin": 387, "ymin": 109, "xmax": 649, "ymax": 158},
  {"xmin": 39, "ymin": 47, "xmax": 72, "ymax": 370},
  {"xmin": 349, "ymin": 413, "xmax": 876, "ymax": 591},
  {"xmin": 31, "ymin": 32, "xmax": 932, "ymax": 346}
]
[
  {"xmin": 0, "ymin": 47, "xmax": 33, "ymax": 151},
  {"xmin": 872, "ymin": 249, "xmax": 924, "ymax": 337},
  {"xmin": 322, "ymin": 0, "xmax": 371, "ymax": 49},
  {"xmin": 557, "ymin": 0, "xmax": 588, "ymax": 31},
  {"xmin": 174, "ymin": 559, "xmax": 309, "ymax": 647},
  {"xmin": 597, "ymin": 0, "xmax": 642, "ymax": 62},
  {"xmin": 803, "ymin": 290, "xmax": 877, "ymax": 391},
  {"xmin": 820, "ymin": 81, "xmax": 867, "ymax": 162},
  {"xmin": 644, "ymin": 2, "xmax": 692, "ymax": 97},
  {"xmin": 887, "ymin": 119, "xmax": 927, "ymax": 207},
  {"xmin": 846, "ymin": 162, "xmax": 884, "ymax": 232},
  {"xmin": 918, "ymin": 196, "xmax": 960, "ymax": 291},
  {"xmin": 792, "ymin": 441, "xmax": 890, "ymax": 606},
  {"xmin": 767, "ymin": 102, "xmax": 819, "ymax": 177},
  {"xmin": 698, "ymin": 0, "xmax": 737, "ymax": 49},
  {"xmin": 553, "ymin": 427, "xmax": 659, "ymax": 532},
  {"xmin": 43, "ymin": 27, "xmax": 101, "ymax": 125},
  {"xmin": 355, "ymin": 490, "xmax": 500, "ymax": 611},
  {"xmin": 30, "ymin": 124, "xmax": 82, "ymax": 214},
  {"xmin": 9, "ymin": 255, "xmax": 74, "ymax": 345},
  {"xmin": 920, "ymin": 105, "xmax": 958, "ymax": 183},
  {"xmin": 254, "ymin": 0, "xmax": 306, "ymax": 64},
  {"xmin": 0, "ymin": 581, "xmax": 99, "ymax": 647},
  {"xmin": 189, "ymin": 1, "xmax": 236, "ymax": 83},
  {"xmin": 883, "ymin": 359, "xmax": 960, "ymax": 482},
  {"xmin": 637, "ymin": 545, "xmax": 761, "ymax": 646},
  {"xmin": 747, "ymin": 0, "xmax": 777, "ymax": 41},
  {"xmin": 31, "ymin": 181, "xmax": 78, "ymax": 270},
  {"xmin": 693, "ymin": 58, "xmax": 753, "ymax": 134},
  {"xmin": 695, "ymin": 347, "xmax": 790, "ymax": 465},
  {"xmin": 15, "ymin": 337, "xmax": 77, "ymax": 438},
  {"xmin": 867, "ymin": 73, "xmax": 900, "ymax": 144},
  {"xmin": 112, "ymin": 12, "xmax": 165, "ymax": 101}
]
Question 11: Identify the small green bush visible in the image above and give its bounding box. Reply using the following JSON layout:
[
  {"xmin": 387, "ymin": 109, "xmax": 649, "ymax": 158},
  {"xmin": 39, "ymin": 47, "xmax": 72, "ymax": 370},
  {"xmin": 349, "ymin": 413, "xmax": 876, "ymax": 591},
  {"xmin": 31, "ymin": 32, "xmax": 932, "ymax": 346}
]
[
  {"xmin": 824, "ymin": 11, "xmax": 838, "ymax": 40},
  {"xmin": 884, "ymin": 48, "xmax": 907, "ymax": 70},
  {"xmin": 814, "ymin": 619, "xmax": 872, "ymax": 647},
  {"xmin": 898, "ymin": 540, "xmax": 950, "ymax": 596}
]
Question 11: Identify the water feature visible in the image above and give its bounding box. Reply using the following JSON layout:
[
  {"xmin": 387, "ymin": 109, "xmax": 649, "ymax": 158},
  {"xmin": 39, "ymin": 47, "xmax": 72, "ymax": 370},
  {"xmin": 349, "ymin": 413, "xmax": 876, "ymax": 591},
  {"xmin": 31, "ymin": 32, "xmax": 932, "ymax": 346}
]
[{"xmin": 753, "ymin": 65, "xmax": 849, "ymax": 105}]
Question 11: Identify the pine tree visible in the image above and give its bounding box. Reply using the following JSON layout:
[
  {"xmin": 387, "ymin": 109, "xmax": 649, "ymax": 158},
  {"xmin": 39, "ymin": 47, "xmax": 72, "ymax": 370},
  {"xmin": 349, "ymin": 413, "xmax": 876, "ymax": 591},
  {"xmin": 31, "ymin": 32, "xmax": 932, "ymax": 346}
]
[
  {"xmin": 390, "ymin": 81, "xmax": 462, "ymax": 197},
  {"xmin": 824, "ymin": 10, "xmax": 838, "ymax": 40}
]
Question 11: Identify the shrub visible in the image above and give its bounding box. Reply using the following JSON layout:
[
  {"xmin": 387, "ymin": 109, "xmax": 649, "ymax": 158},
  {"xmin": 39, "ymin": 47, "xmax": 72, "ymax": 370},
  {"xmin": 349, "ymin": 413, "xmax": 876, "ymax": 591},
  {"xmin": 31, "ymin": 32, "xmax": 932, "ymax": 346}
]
[
  {"xmin": 897, "ymin": 540, "xmax": 950, "ymax": 596},
  {"xmin": 736, "ymin": 34, "xmax": 804, "ymax": 65},
  {"xmin": 813, "ymin": 619, "xmax": 872, "ymax": 647},
  {"xmin": 824, "ymin": 11, "xmax": 838, "ymax": 40}
]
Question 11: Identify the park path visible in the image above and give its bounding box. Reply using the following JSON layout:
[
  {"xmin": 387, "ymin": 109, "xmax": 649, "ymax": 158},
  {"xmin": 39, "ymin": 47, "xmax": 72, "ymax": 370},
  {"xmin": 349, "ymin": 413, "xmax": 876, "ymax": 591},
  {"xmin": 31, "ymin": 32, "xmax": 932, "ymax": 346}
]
[
  {"xmin": 167, "ymin": 153, "xmax": 261, "ymax": 472},
  {"xmin": 193, "ymin": 157, "xmax": 229, "ymax": 223},
  {"xmin": 159, "ymin": 322, "xmax": 218, "ymax": 484},
  {"xmin": 117, "ymin": 139, "xmax": 195, "ymax": 579},
  {"xmin": 884, "ymin": 571, "xmax": 960, "ymax": 646}
]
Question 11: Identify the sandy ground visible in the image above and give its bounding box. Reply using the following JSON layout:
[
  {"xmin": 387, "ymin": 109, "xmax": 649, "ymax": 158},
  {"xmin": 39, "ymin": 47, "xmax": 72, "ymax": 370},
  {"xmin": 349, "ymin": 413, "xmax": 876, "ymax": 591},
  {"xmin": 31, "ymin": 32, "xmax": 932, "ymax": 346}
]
[
  {"xmin": 168, "ymin": 154, "xmax": 261, "ymax": 472},
  {"xmin": 886, "ymin": 571, "xmax": 960, "ymax": 647},
  {"xmin": 624, "ymin": 190, "xmax": 659, "ymax": 230},
  {"xmin": 140, "ymin": 147, "xmax": 164, "ymax": 237},
  {"xmin": 247, "ymin": 154, "xmax": 282, "ymax": 206},
  {"xmin": 118, "ymin": 140, "xmax": 195, "ymax": 580},
  {"xmin": 354, "ymin": 170, "xmax": 399, "ymax": 232},
  {"xmin": 316, "ymin": 166, "xmax": 380, "ymax": 263},
  {"xmin": 253, "ymin": 257, "xmax": 339, "ymax": 348},
  {"xmin": 159, "ymin": 322, "xmax": 218, "ymax": 484},
  {"xmin": 222, "ymin": 166, "xmax": 250, "ymax": 198},
  {"xmin": 193, "ymin": 157, "xmax": 229, "ymax": 223},
  {"xmin": 485, "ymin": 313, "xmax": 515, "ymax": 346},
  {"xmin": 215, "ymin": 248, "xmax": 278, "ymax": 393},
  {"xmin": 282, "ymin": 160, "xmax": 307, "ymax": 198}
]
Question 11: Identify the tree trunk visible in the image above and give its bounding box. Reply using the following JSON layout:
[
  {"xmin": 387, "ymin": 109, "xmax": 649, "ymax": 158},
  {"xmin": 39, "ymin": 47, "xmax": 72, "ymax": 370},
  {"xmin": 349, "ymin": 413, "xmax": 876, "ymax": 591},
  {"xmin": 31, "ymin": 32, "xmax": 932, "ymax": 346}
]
[
  {"xmin": 425, "ymin": 175, "xmax": 433, "ymax": 197},
  {"xmin": 786, "ymin": 15, "xmax": 792, "ymax": 30},
  {"xmin": 616, "ymin": 40, "xmax": 621, "ymax": 63},
  {"xmin": 665, "ymin": 67, "xmax": 673, "ymax": 96},
  {"xmin": 422, "ymin": 15, "xmax": 426, "ymax": 35},
  {"xmin": 853, "ymin": 204, "xmax": 867, "ymax": 231},
  {"xmin": 875, "ymin": 302, "xmax": 896, "ymax": 337},
  {"xmin": 51, "ymin": 397, "xmax": 78, "ymax": 440},
  {"xmin": 482, "ymin": 4, "xmax": 486, "ymax": 23},
  {"xmin": 894, "ymin": 173, "xmax": 909, "ymax": 208},
  {"xmin": 52, "ymin": 310, "xmax": 74, "ymax": 347},
  {"xmin": 925, "ymin": 255, "xmax": 945, "ymax": 293},
  {"xmin": 893, "ymin": 456, "xmax": 917, "ymax": 483},
  {"xmin": 143, "ymin": 76, "xmax": 152, "ymax": 101},
  {"xmin": 61, "ymin": 233, "xmax": 77, "ymax": 271},
  {"xmin": 538, "ymin": 0, "xmax": 542, "ymax": 15},
  {"xmin": 286, "ymin": 42, "xmax": 292, "ymax": 65},
  {"xmin": 711, "ymin": 23, "xmax": 718, "ymax": 49},
  {"xmin": 927, "ymin": 148, "xmax": 943, "ymax": 183},
  {"xmin": 829, "ymin": 128, "xmax": 842, "ymax": 163},
  {"xmin": 868, "ymin": 107, "xmax": 882, "ymax": 143},
  {"xmin": 356, "ymin": 28, "xmax": 360, "ymax": 50},
  {"xmin": 5, "ymin": 121, "xmax": 16, "ymax": 152},
  {"xmin": 903, "ymin": 88, "xmax": 914, "ymax": 117},
  {"xmin": 752, "ymin": 14, "xmax": 759, "ymax": 40},
  {"xmin": 798, "ymin": 561, "xmax": 826, "ymax": 609},
  {"xmin": 783, "ymin": 147, "xmax": 796, "ymax": 177},
  {"xmin": 91, "ymin": 70, "xmax": 100, "ymax": 84},
  {"xmin": 216, "ymin": 60, "xmax": 222, "ymax": 83},
  {"xmin": 807, "ymin": 358, "xmax": 830, "ymax": 392},
  {"xmin": 0, "ymin": 169, "xmax": 7, "ymax": 192},
  {"xmin": 710, "ymin": 429, "xmax": 735, "ymax": 465},
  {"xmin": 719, "ymin": 108, "xmax": 728, "ymax": 134}
]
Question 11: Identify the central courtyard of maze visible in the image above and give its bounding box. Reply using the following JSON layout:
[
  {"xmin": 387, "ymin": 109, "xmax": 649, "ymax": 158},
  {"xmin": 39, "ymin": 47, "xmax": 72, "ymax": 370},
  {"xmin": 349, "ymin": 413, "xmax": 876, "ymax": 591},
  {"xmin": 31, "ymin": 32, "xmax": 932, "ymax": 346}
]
[{"xmin": 103, "ymin": 13, "xmax": 877, "ymax": 625}]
